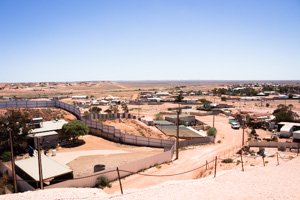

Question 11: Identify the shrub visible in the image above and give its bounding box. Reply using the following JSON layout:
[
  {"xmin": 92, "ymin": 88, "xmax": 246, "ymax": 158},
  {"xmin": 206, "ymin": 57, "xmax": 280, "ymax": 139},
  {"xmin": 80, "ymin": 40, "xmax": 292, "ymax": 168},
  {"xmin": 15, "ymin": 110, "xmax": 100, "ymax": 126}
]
[
  {"xmin": 95, "ymin": 176, "xmax": 111, "ymax": 189},
  {"xmin": 266, "ymin": 103, "xmax": 270, "ymax": 107},
  {"xmin": 155, "ymin": 163, "xmax": 162, "ymax": 169},
  {"xmin": 222, "ymin": 158, "xmax": 233, "ymax": 163},
  {"xmin": 221, "ymin": 97, "xmax": 227, "ymax": 101},
  {"xmin": 154, "ymin": 113, "xmax": 163, "ymax": 120},
  {"xmin": 278, "ymin": 146, "xmax": 286, "ymax": 152},
  {"xmin": 272, "ymin": 136, "xmax": 279, "ymax": 142},
  {"xmin": 1, "ymin": 151, "xmax": 11, "ymax": 162},
  {"xmin": 207, "ymin": 128, "xmax": 217, "ymax": 137}
]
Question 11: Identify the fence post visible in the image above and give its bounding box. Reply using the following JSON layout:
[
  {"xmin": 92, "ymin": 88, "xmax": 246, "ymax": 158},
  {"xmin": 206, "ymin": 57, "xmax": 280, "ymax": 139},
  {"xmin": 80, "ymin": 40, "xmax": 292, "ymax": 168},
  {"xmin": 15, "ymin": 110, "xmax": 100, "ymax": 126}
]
[
  {"xmin": 214, "ymin": 156, "xmax": 217, "ymax": 178},
  {"xmin": 206, "ymin": 160, "xmax": 208, "ymax": 170},
  {"xmin": 262, "ymin": 156, "xmax": 265, "ymax": 167},
  {"xmin": 240, "ymin": 151, "xmax": 244, "ymax": 172},
  {"xmin": 276, "ymin": 152, "xmax": 279, "ymax": 166},
  {"xmin": 117, "ymin": 167, "xmax": 123, "ymax": 195}
]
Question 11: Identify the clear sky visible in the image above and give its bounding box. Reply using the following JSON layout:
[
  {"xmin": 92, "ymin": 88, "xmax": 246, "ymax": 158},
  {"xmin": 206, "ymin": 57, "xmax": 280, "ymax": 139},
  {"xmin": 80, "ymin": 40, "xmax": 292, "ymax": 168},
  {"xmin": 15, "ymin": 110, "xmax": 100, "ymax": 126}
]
[{"xmin": 0, "ymin": 0, "xmax": 300, "ymax": 82}]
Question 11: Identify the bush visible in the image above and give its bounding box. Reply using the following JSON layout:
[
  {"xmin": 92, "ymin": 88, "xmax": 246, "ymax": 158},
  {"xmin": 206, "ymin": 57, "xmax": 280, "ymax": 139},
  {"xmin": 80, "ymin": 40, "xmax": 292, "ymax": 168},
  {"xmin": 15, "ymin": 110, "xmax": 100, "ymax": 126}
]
[
  {"xmin": 1, "ymin": 151, "xmax": 11, "ymax": 162},
  {"xmin": 221, "ymin": 96, "xmax": 227, "ymax": 101},
  {"xmin": 207, "ymin": 128, "xmax": 217, "ymax": 137},
  {"xmin": 272, "ymin": 136, "xmax": 279, "ymax": 142},
  {"xmin": 95, "ymin": 176, "xmax": 111, "ymax": 189},
  {"xmin": 266, "ymin": 103, "xmax": 270, "ymax": 107},
  {"xmin": 278, "ymin": 146, "xmax": 286, "ymax": 152},
  {"xmin": 222, "ymin": 158, "xmax": 233, "ymax": 163}
]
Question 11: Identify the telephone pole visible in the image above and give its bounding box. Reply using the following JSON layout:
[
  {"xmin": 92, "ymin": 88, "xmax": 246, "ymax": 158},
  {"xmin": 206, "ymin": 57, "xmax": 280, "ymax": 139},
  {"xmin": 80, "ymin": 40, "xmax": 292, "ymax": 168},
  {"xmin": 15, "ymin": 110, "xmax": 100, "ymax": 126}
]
[
  {"xmin": 212, "ymin": 110, "xmax": 215, "ymax": 128},
  {"xmin": 37, "ymin": 137, "xmax": 44, "ymax": 189},
  {"xmin": 242, "ymin": 116, "xmax": 246, "ymax": 146},
  {"xmin": 8, "ymin": 128, "xmax": 17, "ymax": 193},
  {"xmin": 176, "ymin": 109, "xmax": 179, "ymax": 160},
  {"xmin": 176, "ymin": 103, "xmax": 181, "ymax": 160}
]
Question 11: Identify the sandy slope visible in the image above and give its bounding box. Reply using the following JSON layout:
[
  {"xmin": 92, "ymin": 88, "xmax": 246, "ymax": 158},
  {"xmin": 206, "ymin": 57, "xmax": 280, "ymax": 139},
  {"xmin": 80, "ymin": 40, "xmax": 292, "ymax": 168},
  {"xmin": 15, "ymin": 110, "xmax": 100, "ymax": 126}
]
[{"xmin": 106, "ymin": 157, "xmax": 300, "ymax": 200}]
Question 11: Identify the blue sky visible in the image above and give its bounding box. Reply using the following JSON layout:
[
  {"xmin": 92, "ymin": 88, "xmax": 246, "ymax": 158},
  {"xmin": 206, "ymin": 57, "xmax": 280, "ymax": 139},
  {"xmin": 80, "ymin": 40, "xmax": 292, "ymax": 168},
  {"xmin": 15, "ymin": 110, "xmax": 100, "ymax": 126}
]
[{"xmin": 0, "ymin": 0, "xmax": 299, "ymax": 82}]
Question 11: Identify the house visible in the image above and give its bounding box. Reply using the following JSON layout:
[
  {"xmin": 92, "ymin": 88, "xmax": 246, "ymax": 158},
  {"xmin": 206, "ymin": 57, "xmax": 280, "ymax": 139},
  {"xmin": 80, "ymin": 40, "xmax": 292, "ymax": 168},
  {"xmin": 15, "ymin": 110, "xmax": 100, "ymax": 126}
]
[
  {"xmin": 71, "ymin": 95, "xmax": 88, "ymax": 99},
  {"xmin": 183, "ymin": 99, "xmax": 197, "ymax": 104},
  {"xmin": 156, "ymin": 91, "xmax": 170, "ymax": 97},
  {"xmin": 277, "ymin": 122, "xmax": 300, "ymax": 138},
  {"xmin": 276, "ymin": 95, "xmax": 289, "ymax": 99},
  {"xmin": 147, "ymin": 97, "xmax": 162, "ymax": 102},
  {"xmin": 257, "ymin": 92, "xmax": 267, "ymax": 96},
  {"xmin": 15, "ymin": 155, "xmax": 73, "ymax": 188},
  {"xmin": 165, "ymin": 114, "xmax": 196, "ymax": 126},
  {"xmin": 98, "ymin": 99, "xmax": 109, "ymax": 105},
  {"xmin": 292, "ymin": 95, "xmax": 300, "ymax": 99},
  {"xmin": 104, "ymin": 95, "xmax": 117, "ymax": 101},
  {"xmin": 240, "ymin": 97, "xmax": 262, "ymax": 101},
  {"xmin": 28, "ymin": 119, "xmax": 68, "ymax": 148}
]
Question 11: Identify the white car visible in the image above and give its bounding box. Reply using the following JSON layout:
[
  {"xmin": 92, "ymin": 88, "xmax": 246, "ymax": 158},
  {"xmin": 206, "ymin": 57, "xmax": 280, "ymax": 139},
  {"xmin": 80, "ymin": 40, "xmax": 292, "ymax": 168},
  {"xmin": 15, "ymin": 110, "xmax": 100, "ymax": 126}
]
[{"xmin": 231, "ymin": 122, "xmax": 240, "ymax": 129}]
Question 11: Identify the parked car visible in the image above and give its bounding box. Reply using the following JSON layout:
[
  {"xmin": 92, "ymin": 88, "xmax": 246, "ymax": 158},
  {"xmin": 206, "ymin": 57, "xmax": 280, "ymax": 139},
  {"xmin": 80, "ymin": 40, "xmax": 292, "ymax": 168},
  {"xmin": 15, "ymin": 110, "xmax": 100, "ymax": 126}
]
[{"xmin": 231, "ymin": 122, "xmax": 240, "ymax": 129}]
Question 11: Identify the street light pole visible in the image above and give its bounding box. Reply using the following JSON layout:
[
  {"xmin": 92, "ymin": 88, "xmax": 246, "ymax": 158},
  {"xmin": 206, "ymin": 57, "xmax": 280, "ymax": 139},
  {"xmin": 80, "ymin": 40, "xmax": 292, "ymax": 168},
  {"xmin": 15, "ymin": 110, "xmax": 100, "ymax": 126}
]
[{"xmin": 8, "ymin": 128, "xmax": 17, "ymax": 193}]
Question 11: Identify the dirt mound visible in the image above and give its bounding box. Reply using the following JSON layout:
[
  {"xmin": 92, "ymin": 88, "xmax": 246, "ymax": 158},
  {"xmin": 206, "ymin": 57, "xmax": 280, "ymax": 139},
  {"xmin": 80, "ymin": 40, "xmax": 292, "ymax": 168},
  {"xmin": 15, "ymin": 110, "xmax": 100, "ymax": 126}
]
[{"xmin": 103, "ymin": 119, "xmax": 170, "ymax": 139}]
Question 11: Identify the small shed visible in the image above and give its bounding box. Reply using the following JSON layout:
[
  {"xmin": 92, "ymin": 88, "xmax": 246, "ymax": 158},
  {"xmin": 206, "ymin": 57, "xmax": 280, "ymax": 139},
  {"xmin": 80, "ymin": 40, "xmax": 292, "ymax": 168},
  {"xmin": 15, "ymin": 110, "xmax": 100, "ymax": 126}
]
[{"xmin": 15, "ymin": 155, "xmax": 73, "ymax": 188}]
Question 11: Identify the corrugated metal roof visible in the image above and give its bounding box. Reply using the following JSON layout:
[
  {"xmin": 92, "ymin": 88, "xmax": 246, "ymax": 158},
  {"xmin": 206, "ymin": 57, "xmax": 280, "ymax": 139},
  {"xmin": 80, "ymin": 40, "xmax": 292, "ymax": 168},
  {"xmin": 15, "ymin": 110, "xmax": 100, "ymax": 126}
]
[
  {"xmin": 27, "ymin": 131, "xmax": 58, "ymax": 138},
  {"xmin": 31, "ymin": 120, "xmax": 67, "ymax": 133},
  {"xmin": 15, "ymin": 155, "xmax": 72, "ymax": 181},
  {"xmin": 278, "ymin": 122, "xmax": 300, "ymax": 126},
  {"xmin": 280, "ymin": 124, "xmax": 294, "ymax": 132}
]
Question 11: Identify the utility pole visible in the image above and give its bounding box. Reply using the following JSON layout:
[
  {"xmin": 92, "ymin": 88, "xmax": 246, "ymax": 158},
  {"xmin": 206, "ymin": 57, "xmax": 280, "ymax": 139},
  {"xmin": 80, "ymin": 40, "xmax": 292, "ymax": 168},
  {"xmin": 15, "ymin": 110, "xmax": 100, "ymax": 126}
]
[
  {"xmin": 212, "ymin": 110, "xmax": 215, "ymax": 128},
  {"xmin": 176, "ymin": 103, "xmax": 181, "ymax": 160},
  {"xmin": 37, "ymin": 137, "xmax": 44, "ymax": 189},
  {"xmin": 8, "ymin": 128, "xmax": 17, "ymax": 193},
  {"xmin": 242, "ymin": 116, "xmax": 246, "ymax": 147},
  {"xmin": 213, "ymin": 98, "xmax": 216, "ymax": 128},
  {"xmin": 242, "ymin": 123, "xmax": 245, "ymax": 147},
  {"xmin": 176, "ymin": 107, "xmax": 180, "ymax": 160},
  {"xmin": 138, "ymin": 102, "xmax": 140, "ymax": 119}
]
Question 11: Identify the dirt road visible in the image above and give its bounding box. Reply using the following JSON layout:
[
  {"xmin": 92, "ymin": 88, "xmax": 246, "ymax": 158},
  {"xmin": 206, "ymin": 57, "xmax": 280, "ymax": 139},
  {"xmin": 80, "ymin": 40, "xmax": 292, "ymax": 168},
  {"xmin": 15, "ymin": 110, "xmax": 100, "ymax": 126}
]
[{"xmin": 105, "ymin": 115, "xmax": 244, "ymax": 194}]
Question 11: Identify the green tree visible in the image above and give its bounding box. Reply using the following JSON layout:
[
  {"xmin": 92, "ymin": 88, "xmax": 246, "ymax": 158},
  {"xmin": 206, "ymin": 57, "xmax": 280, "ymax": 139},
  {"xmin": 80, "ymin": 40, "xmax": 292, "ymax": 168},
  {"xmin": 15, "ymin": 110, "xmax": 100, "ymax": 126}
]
[
  {"xmin": 121, "ymin": 103, "xmax": 129, "ymax": 113},
  {"xmin": 60, "ymin": 120, "xmax": 89, "ymax": 144},
  {"xmin": 89, "ymin": 106, "xmax": 102, "ymax": 114},
  {"xmin": 207, "ymin": 127, "xmax": 217, "ymax": 137},
  {"xmin": 174, "ymin": 92, "xmax": 184, "ymax": 102},
  {"xmin": 109, "ymin": 105, "xmax": 119, "ymax": 114},
  {"xmin": 0, "ymin": 110, "xmax": 32, "ymax": 155},
  {"xmin": 273, "ymin": 104, "xmax": 299, "ymax": 123}
]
